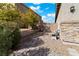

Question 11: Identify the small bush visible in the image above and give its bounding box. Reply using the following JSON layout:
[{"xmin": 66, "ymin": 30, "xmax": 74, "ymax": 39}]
[{"xmin": 0, "ymin": 20, "xmax": 21, "ymax": 55}]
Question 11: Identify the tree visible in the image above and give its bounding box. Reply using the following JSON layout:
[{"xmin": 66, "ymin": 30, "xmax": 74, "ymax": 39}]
[
  {"xmin": 24, "ymin": 9, "xmax": 39, "ymax": 30},
  {"xmin": 0, "ymin": 3, "xmax": 21, "ymax": 55},
  {"xmin": 0, "ymin": 3, "xmax": 39, "ymax": 29},
  {"xmin": 0, "ymin": 10, "xmax": 20, "ymax": 20},
  {"xmin": 0, "ymin": 3, "xmax": 16, "ymax": 10},
  {"xmin": 0, "ymin": 3, "xmax": 21, "ymax": 27},
  {"xmin": 19, "ymin": 9, "xmax": 39, "ymax": 29}
]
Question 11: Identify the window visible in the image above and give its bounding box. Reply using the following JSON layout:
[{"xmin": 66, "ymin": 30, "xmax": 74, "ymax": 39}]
[{"xmin": 70, "ymin": 6, "xmax": 75, "ymax": 13}]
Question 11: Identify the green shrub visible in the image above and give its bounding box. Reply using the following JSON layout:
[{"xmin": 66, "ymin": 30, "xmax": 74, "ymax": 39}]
[
  {"xmin": 0, "ymin": 20, "xmax": 21, "ymax": 55},
  {"xmin": 12, "ymin": 27, "xmax": 21, "ymax": 48}
]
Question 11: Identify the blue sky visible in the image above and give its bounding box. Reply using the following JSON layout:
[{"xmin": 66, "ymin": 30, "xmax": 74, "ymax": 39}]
[{"xmin": 24, "ymin": 3, "xmax": 56, "ymax": 23}]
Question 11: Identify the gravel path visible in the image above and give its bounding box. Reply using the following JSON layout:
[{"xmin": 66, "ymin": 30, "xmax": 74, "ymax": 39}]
[
  {"xmin": 10, "ymin": 47, "xmax": 50, "ymax": 56},
  {"xmin": 10, "ymin": 31, "xmax": 79, "ymax": 56},
  {"xmin": 67, "ymin": 48, "xmax": 79, "ymax": 56},
  {"xmin": 10, "ymin": 32, "xmax": 63, "ymax": 56}
]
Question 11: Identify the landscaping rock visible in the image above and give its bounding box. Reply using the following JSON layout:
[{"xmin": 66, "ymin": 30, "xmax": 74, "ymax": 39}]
[{"xmin": 10, "ymin": 47, "xmax": 50, "ymax": 56}]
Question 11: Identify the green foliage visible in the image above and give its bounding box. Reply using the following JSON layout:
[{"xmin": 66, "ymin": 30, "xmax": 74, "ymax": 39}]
[
  {"xmin": 20, "ymin": 14, "xmax": 29, "ymax": 28},
  {"xmin": 0, "ymin": 3, "xmax": 39, "ymax": 29},
  {"xmin": 21, "ymin": 10, "xmax": 39, "ymax": 29},
  {"xmin": 0, "ymin": 3, "xmax": 21, "ymax": 28},
  {"xmin": 29, "ymin": 14, "xmax": 39, "ymax": 30},
  {"xmin": 0, "ymin": 20, "xmax": 21, "ymax": 56},
  {"xmin": 0, "ymin": 3, "xmax": 40, "ymax": 55},
  {"xmin": 0, "ymin": 9, "xmax": 21, "ymax": 21},
  {"xmin": 0, "ymin": 3, "xmax": 15, "ymax": 10},
  {"xmin": 0, "ymin": 3, "xmax": 21, "ymax": 55},
  {"xmin": 12, "ymin": 27, "xmax": 21, "ymax": 48}
]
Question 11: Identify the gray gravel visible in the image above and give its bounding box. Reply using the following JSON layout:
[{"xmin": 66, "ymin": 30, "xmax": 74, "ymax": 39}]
[
  {"xmin": 67, "ymin": 48, "xmax": 79, "ymax": 56},
  {"xmin": 10, "ymin": 47, "xmax": 63, "ymax": 56},
  {"xmin": 10, "ymin": 47, "xmax": 50, "ymax": 56},
  {"xmin": 48, "ymin": 51, "xmax": 63, "ymax": 56},
  {"xmin": 10, "ymin": 32, "xmax": 64, "ymax": 56}
]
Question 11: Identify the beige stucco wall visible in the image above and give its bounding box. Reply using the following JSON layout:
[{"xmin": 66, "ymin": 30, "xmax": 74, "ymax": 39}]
[
  {"xmin": 57, "ymin": 3, "xmax": 79, "ymax": 24},
  {"xmin": 50, "ymin": 23, "xmax": 58, "ymax": 32},
  {"xmin": 56, "ymin": 3, "xmax": 79, "ymax": 43},
  {"xmin": 60, "ymin": 23, "xmax": 79, "ymax": 43}
]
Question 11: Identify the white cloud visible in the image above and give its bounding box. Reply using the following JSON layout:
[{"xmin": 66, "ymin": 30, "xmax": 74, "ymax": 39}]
[
  {"xmin": 42, "ymin": 13, "xmax": 55, "ymax": 19},
  {"xmin": 42, "ymin": 13, "xmax": 55, "ymax": 23},
  {"xmin": 33, "ymin": 3, "xmax": 41, "ymax": 5},
  {"xmin": 42, "ymin": 16, "xmax": 48, "ymax": 22},
  {"xmin": 30, "ymin": 6, "xmax": 43, "ymax": 13},
  {"xmin": 30, "ymin": 6, "xmax": 40, "ymax": 10},
  {"xmin": 42, "ymin": 16, "xmax": 46, "ymax": 18},
  {"xmin": 47, "ymin": 13, "xmax": 55, "ymax": 17}
]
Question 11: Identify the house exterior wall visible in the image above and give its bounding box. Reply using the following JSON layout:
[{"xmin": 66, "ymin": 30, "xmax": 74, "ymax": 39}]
[
  {"xmin": 57, "ymin": 3, "xmax": 79, "ymax": 23},
  {"xmin": 60, "ymin": 23, "xmax": 79, "ymax": 43},
  {"xmin": 56, "ymin": 3, "xmax": 79, "ymax": 43},
  {"xmin": 50, "ymin": 23, "xmax": 58, "ymax": 32}
]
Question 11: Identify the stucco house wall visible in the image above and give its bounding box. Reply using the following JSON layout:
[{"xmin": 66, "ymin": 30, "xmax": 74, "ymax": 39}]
[
  {"xmin": 56, "ymin": 3, "xmax": 79, "ymax": 43},
  {"xmin": 57, "ymin": 3, "xmax": 79, "ymax": 24}
]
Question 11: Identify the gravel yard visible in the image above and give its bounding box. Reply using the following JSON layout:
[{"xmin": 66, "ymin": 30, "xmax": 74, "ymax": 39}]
[{"xmin": 10, "ymin": 30, "xmax": 79, "ymax": 56}]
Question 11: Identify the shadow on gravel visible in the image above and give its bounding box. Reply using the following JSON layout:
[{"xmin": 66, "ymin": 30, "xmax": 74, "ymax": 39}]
[
  {"xmin": 15, "ymin": 31, "xmax": 45, "ymax": 50},
  {"xmin": 18, "ymin": 37, "xmax": 44, "ymax": 49},
  {"xmin": 11, "ymin": 47, "xmax": 50, "ymax": 56}
]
